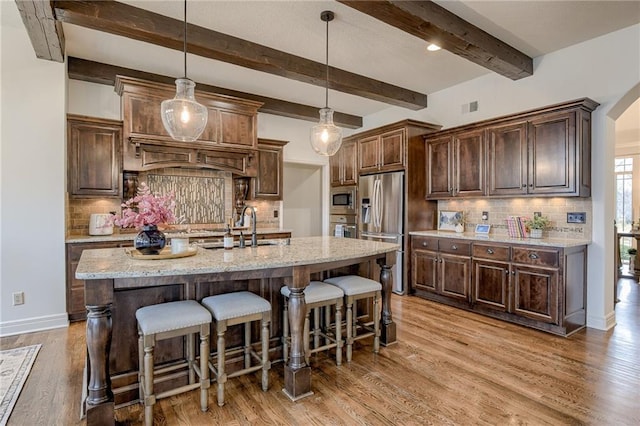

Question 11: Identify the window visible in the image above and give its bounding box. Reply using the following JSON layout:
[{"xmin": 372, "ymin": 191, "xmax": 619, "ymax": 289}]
[{"xmin": 615, "ymin": 157, "xmax": 633, "ymax": 233}]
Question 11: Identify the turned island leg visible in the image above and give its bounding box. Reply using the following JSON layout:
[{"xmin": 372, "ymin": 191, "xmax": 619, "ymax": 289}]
[
  {"xmin": 283, "ymin": 267, "xmax": 312, "ymax": 401},
  {"xmin": 377, "ymin": 256, "xmax": 397, "ymax": 346},
  {"xmin": 85, "ymin": 279, "xmax": 115, "ymax": 426}
]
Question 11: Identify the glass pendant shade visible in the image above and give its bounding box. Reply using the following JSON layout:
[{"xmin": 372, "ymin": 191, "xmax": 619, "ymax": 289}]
[
  {"xmin": 161, "ymin": 78, "xmax": 208, "ymax": 142},
  {"xmin": 310, "ymin": 107, "xmax": 342, "ymax": 156}
]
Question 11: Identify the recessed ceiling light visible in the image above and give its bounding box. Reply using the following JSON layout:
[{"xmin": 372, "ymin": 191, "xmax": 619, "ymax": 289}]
[{"xmin": 427, "ymin": 43, "xmax": 441, "ymax": 52}]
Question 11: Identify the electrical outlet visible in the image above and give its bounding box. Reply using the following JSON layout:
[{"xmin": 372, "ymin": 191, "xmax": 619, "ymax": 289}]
[
  {"xmin": 273, "ymin": 210, "xmax": 278, "ymax": 218},
  {"xmin": 481, "ymin": 211, "xmax": 489, "ymax": 221},
  {"xmin": 567, "ymin": 212, "xmax": 586, "ymax": 224},
  {"xmin": 534, "ymin": 211, "xmax": 541, "ymax": 218},
  {"xmin": 12, "ymin": 291, "xmax": 24, "ymax": 305}
]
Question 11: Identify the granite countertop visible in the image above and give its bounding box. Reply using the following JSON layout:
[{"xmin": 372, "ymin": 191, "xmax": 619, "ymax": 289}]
[
  {"xmin": 66, "ymin": 228, "xmax": 292, "ymax": 244},
  {"xmin": 409, "ymin": 230, "xmax": 590, "ymax": 248},
  {"xmin": 76, "ymin": 236, "xmax": 400, "ymax": 280}
]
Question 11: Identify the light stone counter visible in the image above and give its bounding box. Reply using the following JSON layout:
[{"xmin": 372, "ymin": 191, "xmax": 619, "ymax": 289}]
[
  {"xmin": 409, "ymin": 230, "xmax": 590, "ymax": 248},
  {"xmin": 66, "ymin": 228, "xmax": 292, "ymax": 243}
]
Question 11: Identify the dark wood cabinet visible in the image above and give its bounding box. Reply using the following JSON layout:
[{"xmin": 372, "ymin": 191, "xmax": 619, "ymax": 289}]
[
  {"xmin": 66, "ymin": 240, "xmax": 133, "ymax": 321},
  {"xmin": 67, "ymin": 115, "xmax": 122, "ymax": 198},
  {"xmin": 411, "ymin": 235, "xmax": 587, "ymax": 336},
  {"xmin": 253, "ymin": 139, "xmax": 288, "ymax": 200},
  {"xmin": 115, "ymin": 76, "xmax": 261, "ymax": 174},
  {"xmin": 329, "ymin": 140, "xmax": 357, "ymax": 186},
  {"xmin": 426, "ymin": 129, "xmax": 485, "ymax": 198},
  {"xmin": 358, "ymin": 128, "xmax": 405, "ymax": 174},
  {"xmin": 427, "ymin": 98, "xmax": 598, "ymax": 199},
  {"xmin": 410, "ymin": 236, "xmax": 471, "ymax": 303}
]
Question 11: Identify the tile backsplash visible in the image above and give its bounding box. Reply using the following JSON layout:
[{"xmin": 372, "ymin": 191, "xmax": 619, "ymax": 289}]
[
  {"xmin": 438, "ymin": 197, "xmax": 592, "ymax": 239},
  {"xmin": 66, "ymin": 167, "xmax": 280, "ymax": 235}
]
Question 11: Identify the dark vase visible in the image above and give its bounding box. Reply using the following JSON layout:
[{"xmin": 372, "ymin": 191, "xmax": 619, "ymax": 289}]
[{"xmin": 135, "ymin": 225, "xmax": 166, "ymax": 255}]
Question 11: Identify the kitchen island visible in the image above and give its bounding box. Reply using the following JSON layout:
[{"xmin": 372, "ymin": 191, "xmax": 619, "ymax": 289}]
[{"xmin": 76, "ymin": 236, "xmax": 399, "ymax": 426}]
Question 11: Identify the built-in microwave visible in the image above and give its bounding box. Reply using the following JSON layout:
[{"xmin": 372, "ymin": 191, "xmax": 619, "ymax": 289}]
[{"xmin": 330, "ymin": 186, "xmax": 356, "ymax": 215}]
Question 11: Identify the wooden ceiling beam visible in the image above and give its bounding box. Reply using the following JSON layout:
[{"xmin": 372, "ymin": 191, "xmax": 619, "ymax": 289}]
[
  {"xmin": 15, "ymin": 0, "xmax": 65, "ymax": 62},
  {"xmin": 338, "ymin": 0, "xmax": 533, "ymax": 80},
  {"xmin": 67, "ymin": 57, "xmax": 363, "ymax": 129},
  {"xmin": 53, "ymin": 0, "xmax": 428, "ymax": 110}
]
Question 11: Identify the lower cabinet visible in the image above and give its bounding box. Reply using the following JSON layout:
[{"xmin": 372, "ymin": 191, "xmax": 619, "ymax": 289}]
[
  {"xmin": 66, "ymin": 240, "xmax": 133, "ymax": 321},
  {"xmin": 411, "ymin": 235, "xmax": 586, "ymax": 336}
]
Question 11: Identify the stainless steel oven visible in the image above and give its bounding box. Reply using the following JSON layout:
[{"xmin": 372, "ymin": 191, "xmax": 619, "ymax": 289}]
[
  {"xmin": 330, "ymin": 186, "xmax": 356, "ymax": 215},
  {"xmin": 330, "ymin": 214, "xmax": 357, "ymax": 238}
]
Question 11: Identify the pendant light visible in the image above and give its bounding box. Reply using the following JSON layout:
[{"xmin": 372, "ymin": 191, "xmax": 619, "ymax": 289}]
[
  {"xmin": 161, "ymin": 0, "xmax": 207, "ymax": 142},
  {"xmin": 310, "ymin": 10, "xmax": 343, "ymax": 157}
]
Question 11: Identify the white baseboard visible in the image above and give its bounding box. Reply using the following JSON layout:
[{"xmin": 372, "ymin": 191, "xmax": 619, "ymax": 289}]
[
  {"xmin": 0, "ymin": 313, "xmax": 69, "ymax": 337},
  {"xmin": 586, "ymin": 310, "xmax": 617, "ymax": 331}
]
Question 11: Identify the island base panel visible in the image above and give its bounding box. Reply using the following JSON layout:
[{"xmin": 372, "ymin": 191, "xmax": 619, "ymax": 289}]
[{"xmin": 283, "ymin": 365, "xmax": 312, "ymax": 401}]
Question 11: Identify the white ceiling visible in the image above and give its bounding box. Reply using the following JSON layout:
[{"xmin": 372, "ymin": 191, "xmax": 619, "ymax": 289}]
[{"xmin": 62, "ymin": 0, "xmax": 640, "ymax": 129}]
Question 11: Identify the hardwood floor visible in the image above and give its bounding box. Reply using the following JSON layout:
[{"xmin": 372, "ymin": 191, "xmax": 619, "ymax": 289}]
[{"xmin": 2, "ymin": 279, "xmax": 639, "ymax": 425}]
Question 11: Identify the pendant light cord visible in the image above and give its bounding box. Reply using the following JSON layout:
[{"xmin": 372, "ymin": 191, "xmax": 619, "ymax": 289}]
[
  {"xmin": 183, "ymin": 0, "xmax": 187, "ymax": 79},
  {"xmin": 324, "ymin": 16, "xmax": 329, "ymax": 109}
]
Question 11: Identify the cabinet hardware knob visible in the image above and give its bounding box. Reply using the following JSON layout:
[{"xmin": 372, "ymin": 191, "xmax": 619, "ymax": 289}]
[
  {"xmin": 451, "ymin": 245, "xmax": 457, "ymax": 250},
  {"xmin": 505, "ymin": 270, "xmax": 509, "ymax": 275},
  {"xmin": 423, "ymin": 242, "xmax": 428, "ymax": 247},
  {"xmin": 529, "ymin": 253, "xmax": 539, "ymax": 259},
  {"xmin": 511, "ymin": 271, "xmax": 515, "ymax": 275},
  {"xmin": 529, "ymin": 184, "xmax": 533, "ymax": 187},
  {"xmin": 522, "ymin": 184, "xmax": 526, "ymax": 188},
  {"xmin": 487, "ymin": 249, "xmax": 494, "ymax": 254}
]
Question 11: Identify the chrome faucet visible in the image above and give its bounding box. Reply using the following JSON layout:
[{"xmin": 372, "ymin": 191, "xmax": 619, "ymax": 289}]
[{"xmin": 239, "ymin": 205, "xmax": 258, "ymax": 246}]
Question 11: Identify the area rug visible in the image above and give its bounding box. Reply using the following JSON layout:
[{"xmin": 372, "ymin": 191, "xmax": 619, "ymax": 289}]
[{"xmin": 0, "ymin": 344, "xmax": 41, "ymax": 426}]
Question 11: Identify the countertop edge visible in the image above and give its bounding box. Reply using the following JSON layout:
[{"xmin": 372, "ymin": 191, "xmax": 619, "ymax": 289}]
[
  {"xmin": 67, "ymin": 228, "xmax": 293, "ymax": 243},
  {"xmin": 409, "ymin": 230, "xmax": 591, "ymax": 248}
]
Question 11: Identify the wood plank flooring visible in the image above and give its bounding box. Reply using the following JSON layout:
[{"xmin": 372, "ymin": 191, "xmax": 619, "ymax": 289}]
[{"xmin": 2, "ymin": 278, "xmax": 639, "ymax": 425}]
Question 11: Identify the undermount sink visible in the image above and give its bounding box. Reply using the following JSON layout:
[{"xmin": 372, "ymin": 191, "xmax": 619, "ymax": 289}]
[{"xmin": 202, "ymin": 240, "xmax": 284, "ymax": 250}]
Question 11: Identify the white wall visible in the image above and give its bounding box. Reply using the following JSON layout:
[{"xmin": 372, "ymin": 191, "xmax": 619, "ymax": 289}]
[
  {"xmin": 365, "ymin": 23, "xmax": 640, "ymax": 330},
  {"xmin": 283, "ymin": 163, "xmax": 322, "ymax": 237},
  {"xmin": 1, "ymin": 2, "xmax": 67, "ymax": 335}
]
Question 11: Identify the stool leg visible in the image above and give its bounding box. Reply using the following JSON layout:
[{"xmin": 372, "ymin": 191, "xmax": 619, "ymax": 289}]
[
  {"xmin": 335, "ymin": 302, "xmax": 342, "ymax": 366},
  {"xmin": 137, "ymin": 331, "xmax": 144, "ymax": 402},
  {"xmin": 244, "ymin": 322, "xmax": 251, "ymax": 369},
  {"xmin": 261, "ymin": 313, "xmax": 270, "ymax": 391},
  {"xmin": 373, "ymin": 292, "xmax": 381, "ymax": 353},
  {"xmin": 216, "ymin": 322, "xmax": 227, "ymax": 407},
  {"xmin": 303, "ymin": 313, "xmax": 310, "ymax": 365},
  {"xmin": 313, "ymin": 307, "xmax": 320, "ymax": 350},
  {"xmin": 187, "ymin": 333, "xmax": 195, "ymax": 384},
  {"xmin": 199, "ymin": 325, "xmax": 210, "ymax": 412},
  {"xmin": 324, "ymin": 305, "xmax": 331, "ymax": 347},
  {"xmin": 345, "ymin": 298, "xmax": 353, "ymax": 363},
  {"xmin": 282, "ymin": 298, "xmax": 289, "ymax": 364},
  {"xmin": 143, "ymin": 343, "xmax": 155, "ymax": 426}
]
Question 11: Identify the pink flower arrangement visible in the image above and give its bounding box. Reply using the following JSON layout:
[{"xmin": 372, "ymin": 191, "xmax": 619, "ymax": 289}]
[{"xmin": 114, "ymin": 182, "xmax": 176, "ymax": 230}]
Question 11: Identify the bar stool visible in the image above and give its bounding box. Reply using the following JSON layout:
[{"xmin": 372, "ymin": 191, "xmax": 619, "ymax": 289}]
[
  {"xmin": 323, "ymin": 275, "xmax": 381, "ymax": 363},
  {"xmin": 136, "ymin": 300, "xmax": 212, "ymax": 426},
  {"xmin": 281, "ymin": 281, "xmax": 344, "ymax": 366},
  {"xmin": 201, "ymin": 291, "xmax": 271, "ymax": 407}
]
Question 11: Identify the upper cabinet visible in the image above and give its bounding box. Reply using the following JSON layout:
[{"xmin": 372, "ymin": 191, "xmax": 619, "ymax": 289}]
[
  {"xmin": 67, "ymin": 114, "xmax": 122, "ymax": 198},
  {"xmin": 426, "ymin": 129, "xmax": 485, "ymax": 198},
  {"xmin": 329, "ymin": 139, "xmax": 358, "ymax": 186},
  {"xmin": 115, "ymin": 76, "xmax": 262, "ymax": 175},
  {"xmin": 252, "ymin": 139, "xmax": 288, "ymax": 200},
  {"xmin": 426, "ymin": 98, "xmax": 599, "ymax": 199},
  {"xmin": 358, "ymin": 128, "xmax": 405, "ymax": 174}
]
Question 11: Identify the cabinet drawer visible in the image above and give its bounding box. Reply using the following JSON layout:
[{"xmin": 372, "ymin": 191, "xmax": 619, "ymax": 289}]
[
  {"xmin": 472, "ymin": 243, "xmax": 510, "ymax": 261},
  {"xmin": 439, "ymin": 239, "xmax": 471, "ymax": 256},
  {"xmin": 411, "ymin": 236, "xmax": 438, "ymax": 251},
  {"xmin": 512, "ymin": 247, "xmax": 559, "ymax": 267}
]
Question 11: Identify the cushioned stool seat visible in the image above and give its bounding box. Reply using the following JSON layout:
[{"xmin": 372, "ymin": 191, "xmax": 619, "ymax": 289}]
[
  {"xmin": 281, "ymin": 281, "xmax": 344, "ymax": 366},
  {"xmin": 136, "ymin": 300, "xmax": 212, "ymax": 426},
  {"xmin": 323, "ymin": 275, "xmax": 381, "ymax": 363},
  {"xmin": 201, "ymin": 291, "xmax": 271, "ymax": 407}
]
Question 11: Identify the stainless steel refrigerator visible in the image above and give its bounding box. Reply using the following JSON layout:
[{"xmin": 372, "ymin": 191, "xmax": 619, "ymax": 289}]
[{"xmin": 358, "ymin": 171, "xmax": 405, "ymax": 294}]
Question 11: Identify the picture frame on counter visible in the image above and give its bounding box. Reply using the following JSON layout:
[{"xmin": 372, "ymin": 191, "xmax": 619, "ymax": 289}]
[
  {"xmin": 475, "ymin": 224, "xmax": 491, "ymax": 235},
  {"xmin": 438, "ymin": 210, "xmax": 464, "ymax": 231}
]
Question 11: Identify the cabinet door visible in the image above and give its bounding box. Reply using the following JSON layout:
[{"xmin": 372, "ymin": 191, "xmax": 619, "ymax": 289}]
[
  {"xmin": 358, "ymin": 135, "xmax": 380, "ymax": 173},
  {"xmin": 454, "ymin": 130, "xmax": 485, "ymax": 197},
  {"xmin": 411, "ymin": 250, "xmax": 438, "ymax": 293},
  {"xmin": 219, "ymin": 110, "xmax": 256, "ymax": 149},
  {"xmin": 379, "ymin": 129, "xmax": 405, "ymax": 172},
  {"xmin": 341, "ymin": 140, "xmax": 358, "ymax": 185},
  {"xmin": 426, "ymin": 136, "xmax": 453, "ymax": 198},
  {"xmin": 528, "ymin": 111, "xmax": 576, "ymax": 195},
  {"xmin": 68, "ymin": 116, "xmax": 122, "ymax": 197},
  {"xmin": 329, "ymin": 152, "xmax": 342, "ymax": 186},
  {"xmin": 512, "ymin": 265, "xmax": 559, "ymax": 324},
  {"xmin": 254, "ymin": 140, "xmax": 285, "ymax": 199},
  {"xmin": 439, "ymin": 254, "xmax": 470, "ymax": 301},
  {"xmin": 487, "ymin": 122, "xmax": 528, "ymax": 196},
  {"xmin": 472, "ymin": 259, "xmax": 509, "ymax": 312}
]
